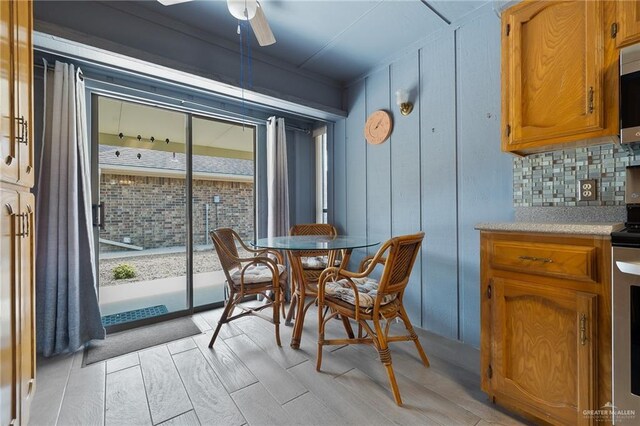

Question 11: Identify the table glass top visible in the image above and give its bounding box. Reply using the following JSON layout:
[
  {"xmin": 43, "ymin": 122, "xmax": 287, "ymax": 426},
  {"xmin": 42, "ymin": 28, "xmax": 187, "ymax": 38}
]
[{"xmin": 253, "ymin": 235, "xmax": 379, "ymax": 250}]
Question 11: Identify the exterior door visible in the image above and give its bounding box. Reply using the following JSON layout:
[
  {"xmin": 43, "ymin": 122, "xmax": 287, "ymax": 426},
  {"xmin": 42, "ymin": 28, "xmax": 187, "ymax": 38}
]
[
  {"xmin": 503, "ymin": 0, "xmax": 604, "ymax": 149},
  {"xmin": 95, "ymin": 97, "xmax": 190, "ymax": 330},
  {"xmin": 490, "ymin": 278, "xmax": 597, "ymax": 425}
]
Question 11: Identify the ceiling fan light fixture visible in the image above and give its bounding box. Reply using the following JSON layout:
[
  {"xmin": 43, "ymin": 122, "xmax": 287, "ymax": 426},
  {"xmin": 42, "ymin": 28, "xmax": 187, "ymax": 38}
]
[{"xmin": 227, "ymin": 0, "xmax": 257, "ymax": 21}]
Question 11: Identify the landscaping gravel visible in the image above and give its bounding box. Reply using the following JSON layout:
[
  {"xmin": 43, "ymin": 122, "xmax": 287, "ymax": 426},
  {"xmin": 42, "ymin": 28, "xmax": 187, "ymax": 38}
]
[{"xmin": 99, "ymin": 248, "xmax": 253, "ymax": 287}]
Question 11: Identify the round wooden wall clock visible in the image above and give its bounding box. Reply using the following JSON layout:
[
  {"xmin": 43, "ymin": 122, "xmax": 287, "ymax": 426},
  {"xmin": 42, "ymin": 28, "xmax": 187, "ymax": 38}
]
[{"xmin": 364, "ymin": 110, "xmax": 393, "ymax": 144}]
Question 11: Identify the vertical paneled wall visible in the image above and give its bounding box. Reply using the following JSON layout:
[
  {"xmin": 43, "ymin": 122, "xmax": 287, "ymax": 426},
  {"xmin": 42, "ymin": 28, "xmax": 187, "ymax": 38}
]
[{"xmin": 330, "ymin": 4, "xmax": 514, "ymax": 347}]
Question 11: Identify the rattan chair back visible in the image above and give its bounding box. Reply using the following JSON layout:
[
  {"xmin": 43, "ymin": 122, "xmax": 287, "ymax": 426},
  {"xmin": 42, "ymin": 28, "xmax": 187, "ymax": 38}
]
[
  {"xmin": 210, "ymin": 228, "xmax": 242, "ymax": 285},
  {"xmin": 375, "ymin": 232, "xmax": 424, "ymax": 298},
  {"xmin": 289, "ymin": 223, "xmax": 337, "ymax": 258}
]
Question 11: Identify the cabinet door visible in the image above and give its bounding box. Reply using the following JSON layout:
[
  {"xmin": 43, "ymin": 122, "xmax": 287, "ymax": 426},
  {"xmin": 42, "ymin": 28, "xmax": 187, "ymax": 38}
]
[
  {"xmin": 19, "ymin": 191, "xmax": 35, "ymax": 424},
  {"xmin": 14, "ymin": 0, "xmax": 32, "ymax": 188},
  {"xmin": 617, "ymin": 0, "xmax": 640, "ymax": 48},
  {"xmin": 0, "ymin": 0, "xmax": 18, "ymax": 184},
  {"xmin": 490, "ymin": 278, "xmax": 596, "ymax": 425},
  {"xmin": 0, "ymin": 189, "xmax": 19, "ymax": 426},
  {"xmin": 502, "ymin": 0, "xmax": 605, "ymax": 150}
]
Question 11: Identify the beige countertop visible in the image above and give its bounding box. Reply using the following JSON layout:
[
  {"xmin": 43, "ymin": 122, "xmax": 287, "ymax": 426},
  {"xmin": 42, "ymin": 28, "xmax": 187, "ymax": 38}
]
[{"xmin": 474, "ymin": 222, "xmax": 624, "ymax": 236}]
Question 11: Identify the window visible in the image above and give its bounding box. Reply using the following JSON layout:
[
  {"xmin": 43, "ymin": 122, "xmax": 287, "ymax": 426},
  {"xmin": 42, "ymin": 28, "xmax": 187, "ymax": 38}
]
[{"xmin": 315, "ymin": 129, "xmax": 328, "ymax": 223}]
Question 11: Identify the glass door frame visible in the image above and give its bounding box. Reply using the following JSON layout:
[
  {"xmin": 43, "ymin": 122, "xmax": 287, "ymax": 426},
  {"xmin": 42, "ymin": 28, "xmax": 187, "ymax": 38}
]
[{"xmin": 89, "ymin": 90, "xmax": 257, "ymax": 333}]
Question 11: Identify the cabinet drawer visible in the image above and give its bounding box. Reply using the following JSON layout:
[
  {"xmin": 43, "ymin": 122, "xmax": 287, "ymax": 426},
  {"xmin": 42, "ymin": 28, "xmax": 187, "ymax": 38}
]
[{"xmin": 489, "ymin": 241, "xmax": 597, "ymax": 282}]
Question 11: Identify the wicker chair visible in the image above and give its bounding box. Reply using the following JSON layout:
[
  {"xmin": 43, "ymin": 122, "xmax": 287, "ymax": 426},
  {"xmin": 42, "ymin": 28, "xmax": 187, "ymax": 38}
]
[
  {"xmin": 316, "ymin": 232, "xmax": 429, "ymax": 406},
  {"xmin": 208, "ymin": 228, "xmax": 286, "ymax": 348},
  {"xmin": 287, "ymin": 223, "xmax": 354, "ymax": 348}
]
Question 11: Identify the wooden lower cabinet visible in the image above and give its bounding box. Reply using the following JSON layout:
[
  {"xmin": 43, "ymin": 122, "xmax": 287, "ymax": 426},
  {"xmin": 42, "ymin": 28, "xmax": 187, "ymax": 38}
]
[
  {"xmin": 0, "ymin": 187, "xmax": 35, "ymax": 426},
  {"xmin": 481, "ymin": 232, "xmax": 611, "ymax": 425}
]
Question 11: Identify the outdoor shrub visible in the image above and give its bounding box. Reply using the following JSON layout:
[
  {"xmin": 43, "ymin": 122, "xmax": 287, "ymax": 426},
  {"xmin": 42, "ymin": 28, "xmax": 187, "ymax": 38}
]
[{"xmin": 113, "ymin": 264, "xmax": 136, "ymax": 280}]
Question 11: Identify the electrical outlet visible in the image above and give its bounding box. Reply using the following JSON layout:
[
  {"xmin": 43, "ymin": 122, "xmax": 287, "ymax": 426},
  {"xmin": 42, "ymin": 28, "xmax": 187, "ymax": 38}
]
[{"xmin": 578, "ymin": 179, "xmax": 597, "ymax": 201}]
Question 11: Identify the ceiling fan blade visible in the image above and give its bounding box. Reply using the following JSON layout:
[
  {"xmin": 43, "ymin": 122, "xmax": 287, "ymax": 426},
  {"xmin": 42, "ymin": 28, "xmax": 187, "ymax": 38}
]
[
  {"xmin": 157, "ymin": 0, "xmax": 192, "ymax": 6},
  {"xmin": 250, "ymin": 2, "xmax": 276, "ymax": 46}
]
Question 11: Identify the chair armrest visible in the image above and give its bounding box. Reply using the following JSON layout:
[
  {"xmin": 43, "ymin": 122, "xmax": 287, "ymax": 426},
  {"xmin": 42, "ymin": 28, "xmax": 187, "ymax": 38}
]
[
  {"xmin": 254, "ymin": 248, "xmax": 284, "ymax": 264},
  {"xmin": 234, "ymin": 238, "xmax": 284, "ymax": 264},
  {"xmin": 317, "ymin": 267, "xmax": 362, "ymax": 321},
  {"xmin": 236, "ymin": 256, "xmax": 282, "ymax": 296},
  {"xmin": 358, "ymin": 255, "xmax": 387, "ymax": 273}
]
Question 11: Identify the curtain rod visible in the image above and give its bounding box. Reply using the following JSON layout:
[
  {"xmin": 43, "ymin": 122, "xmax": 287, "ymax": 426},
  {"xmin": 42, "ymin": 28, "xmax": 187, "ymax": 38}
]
[
  {"xmin": 266, "ymin": 117, "xmax": 311, "ymax": 135},
  {"xmin": 35, "ymin": 61, "xmax": 314, "ymax": 134}
]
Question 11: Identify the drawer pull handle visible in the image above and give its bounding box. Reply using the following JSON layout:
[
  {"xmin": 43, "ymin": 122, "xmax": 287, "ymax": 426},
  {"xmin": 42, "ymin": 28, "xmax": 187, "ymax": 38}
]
[
  {"xmin": 518, "ymin": 255, "xmax": 553, "ymax": 263},
  {"xmin": 580, "ymin": 313, "xmax": 587, "ymax": 346}
]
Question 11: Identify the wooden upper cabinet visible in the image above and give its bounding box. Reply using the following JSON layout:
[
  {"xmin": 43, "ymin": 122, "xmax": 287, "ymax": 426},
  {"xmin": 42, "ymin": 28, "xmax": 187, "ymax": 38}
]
[
  {"xmin": 14, "ymin": 0, "xmax": 32, "ymax": 188},
  {"xmin": 0, "ymin": 0, "xmax": 33, "ymax": 187},
  {"xmin": 489, "ymin": 278, "xmax": 597, "ymax": 425},
  {"xmin": 616, "ymin": 0, "xmax": 640, "ymax": 48},
  {"xmin": 502, "ymin": 0, "xmax": 618, "ymax": 155},
  {"xmin": 0, "ymin": 0, "xmax": 17, "ymax": 184}
]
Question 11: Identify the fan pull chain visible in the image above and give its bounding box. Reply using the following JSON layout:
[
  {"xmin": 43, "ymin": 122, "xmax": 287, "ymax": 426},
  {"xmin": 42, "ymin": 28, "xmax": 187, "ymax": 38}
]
[
  {"xmin": 238, "ymin": 19, "xmax": 245, "ymax": 128},
  {"xmin": 238, "ymin": 19, "xmax": 253, "ymax": 130}
]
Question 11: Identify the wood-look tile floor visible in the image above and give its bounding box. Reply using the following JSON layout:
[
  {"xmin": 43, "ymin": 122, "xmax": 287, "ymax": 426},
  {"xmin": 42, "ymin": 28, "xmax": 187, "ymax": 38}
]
[{"xmin": 30, "ymin": 305, "xmax": 528, "ymax": 426}]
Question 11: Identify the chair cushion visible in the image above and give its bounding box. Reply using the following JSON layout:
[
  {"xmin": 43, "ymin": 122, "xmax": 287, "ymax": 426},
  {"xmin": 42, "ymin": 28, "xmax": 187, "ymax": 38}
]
[
  {"xmin": 301, "ymin": 256, "xmax": 341, "ymax": 270},
  {"xmin": 230, "ymin": 263, "xmax": 286, "ymax": 285},
  {"xmin": 325, "ymin": 277, "xmax": 396, "ymax": 310}
]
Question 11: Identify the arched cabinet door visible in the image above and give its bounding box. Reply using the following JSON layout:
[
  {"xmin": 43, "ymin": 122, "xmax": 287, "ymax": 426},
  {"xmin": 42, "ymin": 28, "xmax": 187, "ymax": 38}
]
[
  {"xmin": 488, "ymin": 277, "xmax": 597, "ymax": 426},
  {"xmin": 0, "ymin": 189, "xmax": 20, "ymax": 426}
]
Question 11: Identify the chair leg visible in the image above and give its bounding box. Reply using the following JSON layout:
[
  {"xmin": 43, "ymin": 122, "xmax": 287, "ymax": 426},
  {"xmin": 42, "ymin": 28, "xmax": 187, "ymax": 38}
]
[
  {"xmin": 285, "ymin": 293, "xmax": 297, "ymax": 326},
  {"xmin": 399, "ymin": 307, "xmax": 430, "ymax": 367},
  {"xmin": 209, "ymin": 298, "xmax": 235, "ymax": 348},
  {"xmin": 373, "ymin": 319, "xmax": 402, "ymax": 406},
  {"xmin": 273, "ymin": 288, "xmax": 281, "ymax": 347},
  {"xmin": 290, "ymin": 289, "xmax": 307, "ymax": 349},
  {"xmin": 340, "ymin": 315, "xmax": 355, "ymax": 338},
  {"xmin": 316, "ymin": 302, "xmax": 325, "ymax": 371}
]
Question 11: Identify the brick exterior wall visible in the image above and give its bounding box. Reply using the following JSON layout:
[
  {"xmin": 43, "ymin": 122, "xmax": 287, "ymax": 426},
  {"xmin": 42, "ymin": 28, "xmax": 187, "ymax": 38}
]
[{"xmin": 99, "ymin": 173, "xmax": 254, "ymax": 251}]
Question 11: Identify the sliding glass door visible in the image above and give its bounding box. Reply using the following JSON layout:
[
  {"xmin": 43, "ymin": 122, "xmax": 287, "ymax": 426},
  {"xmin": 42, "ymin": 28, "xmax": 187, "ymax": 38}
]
[
  {"xmin": 191, "ymin": 116, "xmax": 255, "ymax": 308},
  {"xmin": 92, "ymin": 96, "xmax": 255, "ymax": 330}
]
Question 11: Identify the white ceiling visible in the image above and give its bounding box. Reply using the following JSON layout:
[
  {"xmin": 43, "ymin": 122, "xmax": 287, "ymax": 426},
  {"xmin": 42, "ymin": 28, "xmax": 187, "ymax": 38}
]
[{"xmin": 98, "ymin": 97, "xmax": 255, "ymax": 152}]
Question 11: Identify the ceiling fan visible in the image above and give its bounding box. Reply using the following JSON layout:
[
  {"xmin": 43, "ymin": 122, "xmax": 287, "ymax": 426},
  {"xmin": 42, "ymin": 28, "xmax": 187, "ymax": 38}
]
[{"xmin": 157, "ymin": 0, "xmax": 276, "ymax": 46}]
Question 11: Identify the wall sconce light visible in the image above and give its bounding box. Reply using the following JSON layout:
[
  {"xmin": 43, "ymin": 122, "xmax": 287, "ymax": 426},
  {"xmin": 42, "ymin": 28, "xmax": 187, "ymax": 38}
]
[{"xmin": 396, "ymin": 89, "xmax": 414, "ymax": 116}]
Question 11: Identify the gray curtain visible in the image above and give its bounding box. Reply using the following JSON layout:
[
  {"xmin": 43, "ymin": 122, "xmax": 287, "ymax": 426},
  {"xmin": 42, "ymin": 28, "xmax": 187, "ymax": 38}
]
[
  {"xmin": 266, "ymin": 117, "xmax": 290, "ymax": 237},
  {"xmin": 36, "ymin": 61, "xmax": 105, "ymax": 357}
]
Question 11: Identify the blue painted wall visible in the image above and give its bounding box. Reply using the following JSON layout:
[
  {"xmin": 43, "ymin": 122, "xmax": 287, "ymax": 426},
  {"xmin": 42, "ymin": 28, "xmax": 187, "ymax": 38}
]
[{"xmin": 330, "ymin": 4, "xmax": 514, "ymax": 348}]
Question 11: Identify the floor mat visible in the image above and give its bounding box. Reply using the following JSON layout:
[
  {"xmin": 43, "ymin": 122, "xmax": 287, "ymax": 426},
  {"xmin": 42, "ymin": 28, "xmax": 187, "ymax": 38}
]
[
  {"xmin": 101, "ymin": 305, "xmax": 169, "ymax": 327},
  {"xmin": 83, "ymin": 317, "xmax": 202, "ymax": 365}
]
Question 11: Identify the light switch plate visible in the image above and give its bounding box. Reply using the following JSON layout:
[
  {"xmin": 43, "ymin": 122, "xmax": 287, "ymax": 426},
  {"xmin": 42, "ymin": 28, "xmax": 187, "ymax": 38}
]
[{"xmin": 578, "ymin": 179, "xmax": 597, "ymax": 201}]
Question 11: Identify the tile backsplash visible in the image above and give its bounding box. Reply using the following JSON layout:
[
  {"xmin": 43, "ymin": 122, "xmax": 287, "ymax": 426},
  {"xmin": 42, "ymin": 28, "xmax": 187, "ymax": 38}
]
[{"xmin": 513, "ymin": 144, "xmax": 640, "ymax": 207}]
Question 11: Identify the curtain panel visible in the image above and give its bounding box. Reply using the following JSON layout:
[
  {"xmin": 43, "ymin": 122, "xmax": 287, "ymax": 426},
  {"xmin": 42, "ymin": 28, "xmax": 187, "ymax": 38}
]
[
  {"xmin": 266, "ymin": 117, "xmax": 290, "ymax": 237},
  {"xmin": 36, "ymin": 60, "xmax": 105, "ymax": 357}
]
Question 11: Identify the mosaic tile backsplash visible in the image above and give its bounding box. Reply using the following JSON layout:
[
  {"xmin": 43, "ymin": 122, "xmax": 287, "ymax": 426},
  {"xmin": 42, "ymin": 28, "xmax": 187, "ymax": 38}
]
[{"xmin": 513, "ymin": 144, "xmax": 640, "ymax": 207}]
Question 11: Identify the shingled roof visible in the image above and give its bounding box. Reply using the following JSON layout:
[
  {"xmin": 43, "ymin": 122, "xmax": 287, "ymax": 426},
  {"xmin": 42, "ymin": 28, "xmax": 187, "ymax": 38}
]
[{"xmin": 99, "ymin": 145, "xmax": 253, "ymax": 176}]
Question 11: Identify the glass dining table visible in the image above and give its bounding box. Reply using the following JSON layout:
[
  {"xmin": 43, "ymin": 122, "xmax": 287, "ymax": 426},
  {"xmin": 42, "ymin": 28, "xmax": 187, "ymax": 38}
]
[{"xmin": 253, "ymin": 235, "xmax": 379, "ymax": 349}]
